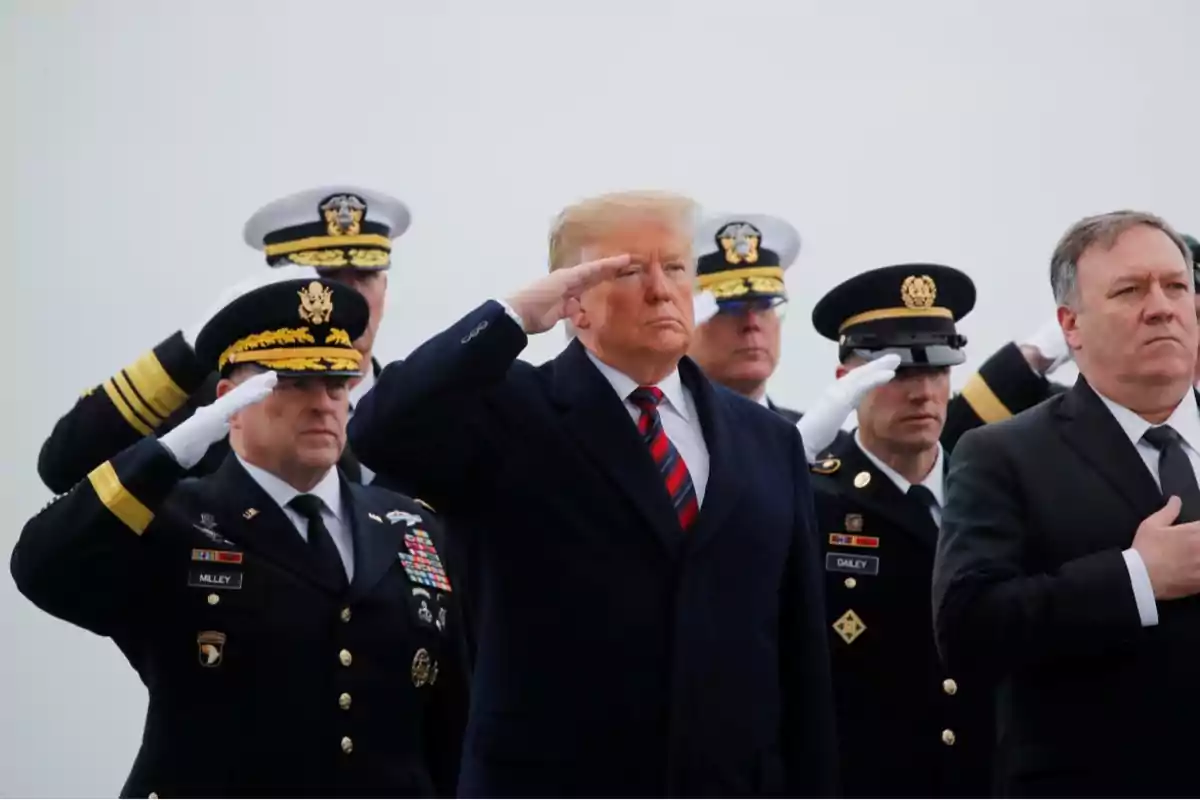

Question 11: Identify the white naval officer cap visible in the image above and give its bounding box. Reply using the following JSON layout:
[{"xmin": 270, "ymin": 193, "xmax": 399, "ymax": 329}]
[
  {"xmin": 243, "ymin": 185, "xmax": 411, "ymax": 272},
  {"xmin": 691, "ymin": 211, "xmax": 802, "ymax": 323}
]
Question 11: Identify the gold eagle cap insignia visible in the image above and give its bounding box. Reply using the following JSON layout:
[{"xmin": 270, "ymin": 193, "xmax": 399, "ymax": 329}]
[
  {"xmin": 320, "ymin": 193, "xmax": 366, "ymax": 237},
  {"xmin": 717, "ymin": 222, "xmax": 762, "ymax": 265},
  {"xmin": 298, "ymin": 281, "xmax": 334, "ymax": 325},
  {"xmin": 900, "ymin": 274, "xmax": 937, "ymax": 309}
]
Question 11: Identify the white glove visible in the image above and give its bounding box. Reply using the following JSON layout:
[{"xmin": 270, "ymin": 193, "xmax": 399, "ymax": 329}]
[
  {"xmin": 159, "ymin": 371, "xmax": 278, "ymax": 468},
  {"xmin": 693, "ymin": 290, "xmax": 720, "ymax": 325},
  {"xmin": 796, "ymin": 354, "xmax": 902, "ymax": 461},
  {"xmin": 182, "ymin": 265, "xmax": 320, "ymax": 349},
  {"xmin": 1020, "ymin": 317, "xmax": 1072, "ymax": 375}
]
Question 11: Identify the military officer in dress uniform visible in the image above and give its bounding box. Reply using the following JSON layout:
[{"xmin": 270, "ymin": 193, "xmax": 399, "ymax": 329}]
[
  {"xmin": 687, "ymin": 212, "xmax": 805, "ymax": 420},
  {"xmin": 806, "ymin": 263, "xmax": 994, "ymax": 798},
  {"xmin": 11, "ymin": 278, "xmax": 467, "ymax": 798},
  {"xmin": 36, "ymin": 186, "xmax": 410, "ymax": 493},
  {"xmin": 687, "ymin": 214, "xmax": 1071, "ymax": 458}
]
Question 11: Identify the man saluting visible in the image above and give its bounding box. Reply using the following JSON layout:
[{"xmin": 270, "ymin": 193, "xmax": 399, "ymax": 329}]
[{"xmin": 348, "ymin": 190, "xmax": 836, "ymax": 797}]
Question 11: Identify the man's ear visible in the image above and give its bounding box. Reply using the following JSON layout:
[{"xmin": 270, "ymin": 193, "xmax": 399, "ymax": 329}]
[
  {"xmin": 215, "ymin": 377, "xmax": 236, "ymax": 399},
  {"xmin": 1057, "ymin": 306, "xmax": 1081, "ymax": 353},
  {"xmin": 568, "ymin": 288, "xmax": 592, "ymax": 331}
]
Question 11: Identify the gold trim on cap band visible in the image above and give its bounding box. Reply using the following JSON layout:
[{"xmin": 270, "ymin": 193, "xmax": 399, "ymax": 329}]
[
  {"xmin": 697, "ymin": 266, "xmax": 784, "ymax": 288},
  {"xmin": 225, "ymin": 347, "xmax": 363, "ymax": 367},
  {"xmin": 264, "ymin": 234, "xmax": 392, "ymax": 257},
  {"xmin": 960, "ymin": 373, "xmax": 1013, "ymax": 423},
  {"xmin": 89, "ymin": 461, "xmax": 154, "ymax": 535},
  {"xmin": 838, "ymin": 306, "xmax": 953, "ymax": 333}
]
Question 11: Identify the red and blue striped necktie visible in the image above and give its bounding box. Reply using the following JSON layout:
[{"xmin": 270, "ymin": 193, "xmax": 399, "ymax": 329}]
[{"xmin": 628, "ymin": 386, "xmax": 699, "ymax": 531}]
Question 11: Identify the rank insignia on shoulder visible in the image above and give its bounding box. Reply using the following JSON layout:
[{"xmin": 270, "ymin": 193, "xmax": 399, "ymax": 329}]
[
  {"xmin": 810, "ymin": 458, "xmax": 841, "ymax": 475},
  {"xmin": 828, "ymin": 533, "xmax": 879, "ymax": 549}
]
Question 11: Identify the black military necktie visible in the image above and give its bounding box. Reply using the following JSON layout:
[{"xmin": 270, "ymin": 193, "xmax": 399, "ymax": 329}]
[
  {"xmin": 288, "ymin": 494, "xmax": 349, "ymax": 591},
  {"xmin": 1141, "ymin": 425, "xmax": 1200, "ymax": 523},
  {"xmin": 907, "ymin": 484, "xmax": 937, "ymax": 508}
]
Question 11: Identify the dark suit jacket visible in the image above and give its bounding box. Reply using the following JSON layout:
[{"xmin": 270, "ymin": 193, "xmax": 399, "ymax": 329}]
[
  {"xmin": 11, "ymin": 438, "xmax": 467, "ymax": 798},
  {"xmin": 347, "ymin": 300, "xmax": 836, "ymax": 798},
  {"xmin": 932, "ymin": 376, "xmax": 1200, "ymax": 797},
  {"xmin": 812, "ymin": 436, "xmax": 993, "ymax": 797},
  {"xmin": 37, "ymin": 331, "xmax": 385, "ymax": 492}
]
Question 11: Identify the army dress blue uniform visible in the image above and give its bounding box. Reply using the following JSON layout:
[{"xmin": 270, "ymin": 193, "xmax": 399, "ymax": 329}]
[
  {"xmin": 807, "ymin": 264, "xmax": 995, "ymax": 797},
  {"xmin": 11, "ymin": 279, "xmax": 467, "ymax": 798}
]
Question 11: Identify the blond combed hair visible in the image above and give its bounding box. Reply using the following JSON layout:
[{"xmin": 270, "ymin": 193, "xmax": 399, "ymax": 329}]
[{"xmin": 548, "ymin": 189, "xmax": 700, "ymax": 272}]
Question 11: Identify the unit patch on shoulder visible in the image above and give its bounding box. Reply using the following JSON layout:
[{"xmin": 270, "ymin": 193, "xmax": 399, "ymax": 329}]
[{"xmin": 810, "ymin": 457, "xmax": 841, "ymax": 475}]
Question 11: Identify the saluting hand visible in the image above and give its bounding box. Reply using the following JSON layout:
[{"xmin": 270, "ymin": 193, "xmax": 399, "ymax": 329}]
[
  {"xmin": 159, "ymin": 371, "xmax": 279, "ymax": 469},
  {"xmin": 504, "ymin": 255, "xmax": 632, "ymax": 334}
]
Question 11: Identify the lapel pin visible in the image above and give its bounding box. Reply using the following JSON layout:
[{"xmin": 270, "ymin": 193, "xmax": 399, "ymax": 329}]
[
  {"xmin": 243, "ymin": 508, "xmax": 259, "ymax": 520},
  {"xmin": 368, "ymin": 512, "xmax": 383, "ymax": 523},
  {"xmin": 853, "ymin": 471, "xmax": 871, "ymax": 489}
]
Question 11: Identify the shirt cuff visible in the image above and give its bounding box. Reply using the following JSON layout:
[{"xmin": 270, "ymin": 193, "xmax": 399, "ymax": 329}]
[
  {"xmin": 1122, "ymin": 548, "xmax": 1159, "ymax": 627},
  {"xmin": 496, "ymin": 299, "xmax": 526, "ymax": 332}
]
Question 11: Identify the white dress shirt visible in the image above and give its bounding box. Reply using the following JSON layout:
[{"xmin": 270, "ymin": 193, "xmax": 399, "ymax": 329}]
[
  {"xmin": 854, "ymin": 431, "xmax": 945, "ymax": 527},
  {"xmin": 348, "ymin": 366, "xmax": 376, "ymax": 485},
  {"xmin": 236, "ymin": 455, "xmax": 355, "ymax": 581},
  {"xmin": 1094, "ymin": 388, "xmax": 1200, "ymax": 628},
  {"xmin": 585, "ymin": 350, "xmax": 711, "ymax": 506}
]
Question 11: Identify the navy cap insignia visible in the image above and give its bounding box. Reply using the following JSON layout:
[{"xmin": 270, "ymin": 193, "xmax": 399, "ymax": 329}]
[{"xmin": 320, "ymin": 194, "xmax": 366, "ymax": 237}]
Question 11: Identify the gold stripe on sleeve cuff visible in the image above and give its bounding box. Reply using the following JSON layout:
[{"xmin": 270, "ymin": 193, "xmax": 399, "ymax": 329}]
[
  {"xmin": 960, "ymin": 373, "xmax": 1013, "ymax": 424},
  {"xmin": 87, "ymin": 461, "xmax": 154, "ymax": 535},
  {"xmin": 125, "ymin": 350, "xmax": 189, "ymax": 419},
  {"xmin": 113, "ymin": 371, "xmax": 164, "ymax": 428},
  {"xmin": 102, "ymin": 379, "xmax": 154, "ymax": 436}
]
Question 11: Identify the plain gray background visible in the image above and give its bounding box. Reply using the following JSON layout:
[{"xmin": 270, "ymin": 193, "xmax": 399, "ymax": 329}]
[{"xmin": 4, "ymin": 0, "xmax": 1199, "ymax": 795}]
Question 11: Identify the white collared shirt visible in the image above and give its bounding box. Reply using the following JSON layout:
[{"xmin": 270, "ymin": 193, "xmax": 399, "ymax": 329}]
[
  {"xmin": 853, "ymin": 430, "xmax": 945, "ymax": 527},
  {"xmin": 1094, "ymin": 387, "xmax": 1200, "ymax": 628},
  {"xmin": 348, "ymin": 366, "xmax": 376, "ymax": 485},
  {"xmin": 236, "ymin": 455, "xmax": 355, "ymax": 581},
  {"xmin": 585, "ymin": 349, "xmax": 711, "ymax": 506},
  {"xmin": 755, "ymin": 394, "xmax": 771, "ymax": 409}
]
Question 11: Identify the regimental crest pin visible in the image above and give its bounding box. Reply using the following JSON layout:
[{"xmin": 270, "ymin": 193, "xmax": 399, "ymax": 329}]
[{"xmin": 845, "ymin": 514, "xmax": 863, "ymax": 533}]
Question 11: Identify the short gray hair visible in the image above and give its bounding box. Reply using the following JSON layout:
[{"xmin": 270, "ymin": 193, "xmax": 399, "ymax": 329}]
[{"xmin": 1050, "ymin": 210, "xmax": 1193, "ymax": 306}]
